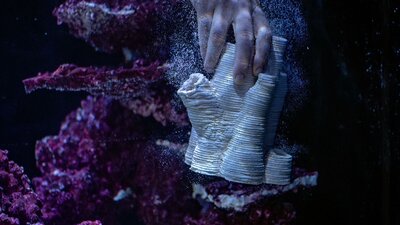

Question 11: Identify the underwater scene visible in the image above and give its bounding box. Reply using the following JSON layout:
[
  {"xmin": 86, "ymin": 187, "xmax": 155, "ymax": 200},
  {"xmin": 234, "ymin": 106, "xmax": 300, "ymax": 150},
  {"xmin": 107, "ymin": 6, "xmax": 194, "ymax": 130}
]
[{"xmin": 0, "ymin": 0, "xmax": 399, "ymax": 225}]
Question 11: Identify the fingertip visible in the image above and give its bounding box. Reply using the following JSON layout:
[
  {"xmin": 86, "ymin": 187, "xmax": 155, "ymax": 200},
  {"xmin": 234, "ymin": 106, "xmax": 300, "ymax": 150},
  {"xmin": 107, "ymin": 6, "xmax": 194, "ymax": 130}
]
[
  {"xmin": 204, "ymin": 53, "xmax": 218, "ymax": 73},
  {"xmin": 252, "ymin": 55, "xmax": 266, "ymax": 76},
  {"xmin": 233, "ymin": 64, "xmax": 250, "ymax": 84},
  {"xmin": 233, "ymin": 73, "xmax": 245, "ymax": 84},
  {"xmin": 204, "ymin": 62, "xmax": 215, "ymax": 73},
  {"xmin": 253, "ymin": 67, "xmax": 262, "ymax": 76}
]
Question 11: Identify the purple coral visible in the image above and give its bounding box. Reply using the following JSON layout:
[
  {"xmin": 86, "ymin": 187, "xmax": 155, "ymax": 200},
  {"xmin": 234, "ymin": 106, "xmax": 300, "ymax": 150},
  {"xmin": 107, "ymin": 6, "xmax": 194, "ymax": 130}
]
[
  {"xmin": 53, "ymin": 0, "xmax": 174, "ymax": 53},
  {"xmin": 23, "ymin": 61, "xmax": 163, "ymax": 97},
  {"xmin": 23, "ymin": 61, "xmax": 188, "ymax": 126},
  {"xmin": 0, "ymin": 149, "xmax": 42, "ymax": 225},
  {"xmin": 32, "ymin": 96, "xmax": 147, "ymax": 225}
]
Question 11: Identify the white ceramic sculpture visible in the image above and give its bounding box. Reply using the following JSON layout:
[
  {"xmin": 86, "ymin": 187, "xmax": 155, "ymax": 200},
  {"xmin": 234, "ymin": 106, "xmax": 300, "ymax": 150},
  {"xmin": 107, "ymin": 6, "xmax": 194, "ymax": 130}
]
[{"xmin": 178, "ymin": 36, "xmax": 292, "ymax": 185}]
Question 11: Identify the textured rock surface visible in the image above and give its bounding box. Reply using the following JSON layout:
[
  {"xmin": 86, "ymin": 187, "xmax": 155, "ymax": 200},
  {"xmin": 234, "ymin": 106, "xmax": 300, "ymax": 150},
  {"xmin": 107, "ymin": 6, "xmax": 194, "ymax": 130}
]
[
  {"xmin": 32, "ymin": 97, "xmax": 137, "ymax": 225},
  {"xmin": 23, "ymin": 61, "xmax": 188, "ymax": 127},
  {"xmin": 77, "ymin": 221, "xmax": 103, "ymax": 225},
  {"xmin": 0, "ymin": 149, "xmax": 42, "ymax": 225},
  {"xmin": 26, "ymin": 95, "xmax": 316, "ymax": 225},
  {"xmin": 53, "ymin": 0, "xmax": 174, "ymax": 53}
]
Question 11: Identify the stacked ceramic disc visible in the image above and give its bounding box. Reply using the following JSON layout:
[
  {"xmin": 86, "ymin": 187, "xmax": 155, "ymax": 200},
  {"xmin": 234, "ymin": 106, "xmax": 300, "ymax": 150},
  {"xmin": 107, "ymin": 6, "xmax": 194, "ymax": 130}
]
[
  {"xmin": 219, "ymin": 74, "xmax": 276, "ymax": 185},
  {"xmin": 265, "ymin": 148, "xmax": 292, "ymax": 185}
]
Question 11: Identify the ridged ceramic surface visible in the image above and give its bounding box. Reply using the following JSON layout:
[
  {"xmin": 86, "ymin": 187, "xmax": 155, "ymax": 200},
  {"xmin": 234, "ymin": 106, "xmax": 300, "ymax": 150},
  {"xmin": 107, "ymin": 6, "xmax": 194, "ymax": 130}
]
[{"xmin": 178, "ymin": 36, "xmax": 291, "ymax": 185}]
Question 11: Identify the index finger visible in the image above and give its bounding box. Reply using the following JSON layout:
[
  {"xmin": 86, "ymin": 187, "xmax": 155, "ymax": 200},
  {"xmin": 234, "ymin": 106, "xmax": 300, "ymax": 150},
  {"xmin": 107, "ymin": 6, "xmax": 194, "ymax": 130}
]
[
  {"xmin": 233, "ymin": 1, "xmax": 254, "ymax": 84},
  {"xmin": 194, "ymin": 1, "xmax": 216, "ymax": 60}
]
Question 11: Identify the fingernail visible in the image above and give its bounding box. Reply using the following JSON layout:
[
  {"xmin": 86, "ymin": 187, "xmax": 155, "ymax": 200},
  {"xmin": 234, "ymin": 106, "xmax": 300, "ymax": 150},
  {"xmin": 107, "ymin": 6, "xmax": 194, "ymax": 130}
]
[
  {"xmin": 204, "ymin": 61, "xmax": 216, "ymax": 73},
  {"xmin": 253, "ymin": 67, "xmax": 262, "ymax": 76},
  {"xmin": 234, "ymin": 74, "xmax": 245, "ymax": 84}
]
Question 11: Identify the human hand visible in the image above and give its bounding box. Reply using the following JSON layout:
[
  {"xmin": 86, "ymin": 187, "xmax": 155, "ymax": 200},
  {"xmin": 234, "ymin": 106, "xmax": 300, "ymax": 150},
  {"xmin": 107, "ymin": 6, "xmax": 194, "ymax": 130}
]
[{"xmin": 190, "ymin": 0, "xmax": 272, "ymax": 83}]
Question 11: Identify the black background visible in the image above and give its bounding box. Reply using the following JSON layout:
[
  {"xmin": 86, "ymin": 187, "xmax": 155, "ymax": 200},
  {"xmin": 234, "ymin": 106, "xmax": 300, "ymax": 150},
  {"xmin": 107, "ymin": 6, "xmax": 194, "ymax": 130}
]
[{"xmin": 0, "ymin": 1, "xmax": 399, "ymax": 225}]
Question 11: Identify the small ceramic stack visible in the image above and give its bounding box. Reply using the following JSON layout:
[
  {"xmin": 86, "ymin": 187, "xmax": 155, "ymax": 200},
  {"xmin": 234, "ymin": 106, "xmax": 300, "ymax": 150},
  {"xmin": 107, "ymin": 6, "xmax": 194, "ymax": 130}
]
[
  {"xmin": 179, "ymin": 43, "xmax": 255, "ymax": 176},
  {"xmin": 179, "ymin": 36, "xmax": 293, "ymax": 185}
]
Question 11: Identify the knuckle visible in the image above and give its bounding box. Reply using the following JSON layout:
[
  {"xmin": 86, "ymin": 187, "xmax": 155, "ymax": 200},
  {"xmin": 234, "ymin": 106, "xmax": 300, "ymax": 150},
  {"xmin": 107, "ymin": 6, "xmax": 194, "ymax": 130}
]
[
  {"xmin": 237, "ymin": 10, "xmax": 251, "ymax": 21},
  {"xmin": 211, "ymin": 28, "xmax": 226, "ymax": 43},
  {"xmin": 257, "ymin": 26, "xmax": 272, "ymax": 39},
  {"xmin": 198, "ymin": 15, "xmax": 212, "ymax": 24},
  {"xmin": 237, "ymin": 30, "xmax": 254, "ymax": 42},
  {"xmin": 253, "ymin": 55, "xmax": 264, "ymax": 66},
  {"xmin": 236, "ymin": 59, "xmax": 251, "ymax": 70},
  {"xmin": 253, "ymin": 6, "xmax": 265, "ymax": 16}
]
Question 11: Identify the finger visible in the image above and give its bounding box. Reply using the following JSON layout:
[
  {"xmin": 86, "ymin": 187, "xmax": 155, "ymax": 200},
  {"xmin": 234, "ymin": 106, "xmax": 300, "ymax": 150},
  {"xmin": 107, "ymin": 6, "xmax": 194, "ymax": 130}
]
[
  {"xmin": 197, "ymin": 14, "xmax": 212, "ymax": 60},
  {"xmin": 204, "ymin": 5, "xmax": 232, "ymax": 73},
  {"xmin": 195, "ymin": 0, "xmax": 217, "ymax": 61},
  {"xmin": 233, "ymin": 0, "xmax": 254, "ymax": 84},
  {"xmin": 252, "ymin": 6, "xmax": 272, "ymax": 75}
]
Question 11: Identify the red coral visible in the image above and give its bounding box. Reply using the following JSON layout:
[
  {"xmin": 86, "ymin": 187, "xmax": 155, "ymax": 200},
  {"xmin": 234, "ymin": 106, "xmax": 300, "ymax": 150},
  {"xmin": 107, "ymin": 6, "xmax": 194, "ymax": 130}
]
[{"xmin": 0, "ymin": 150, "xmax": 42, "ymax": 225}]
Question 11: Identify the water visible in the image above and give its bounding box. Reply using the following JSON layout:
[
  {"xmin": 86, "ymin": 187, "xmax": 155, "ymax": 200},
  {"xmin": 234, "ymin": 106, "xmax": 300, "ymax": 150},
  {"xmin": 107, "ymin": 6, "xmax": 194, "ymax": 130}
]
[{"xmin": 0, "ymin": 0, "xmax": 399, "ymax": 225}]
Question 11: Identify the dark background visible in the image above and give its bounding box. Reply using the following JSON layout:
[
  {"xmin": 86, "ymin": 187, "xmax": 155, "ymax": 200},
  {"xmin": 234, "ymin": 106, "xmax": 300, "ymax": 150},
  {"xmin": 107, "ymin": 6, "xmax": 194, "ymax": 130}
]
[{"xmin": 0, "ymin": 1, "xmax": 399, "ymax": 225}]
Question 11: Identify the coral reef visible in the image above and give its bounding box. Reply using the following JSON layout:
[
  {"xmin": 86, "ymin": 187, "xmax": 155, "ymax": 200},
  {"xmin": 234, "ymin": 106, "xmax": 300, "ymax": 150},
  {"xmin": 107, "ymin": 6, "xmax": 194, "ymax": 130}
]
[
  {"xmin": 25, "ymin": 96, "xmax": 316, "ymax": 225},
  {"xmin": 6, "ymin": 0, "xmax": 317, "ymax": 224},
  {"xmin": 0, "ymin": 149, "xmax": 42, "ymax": 225}
]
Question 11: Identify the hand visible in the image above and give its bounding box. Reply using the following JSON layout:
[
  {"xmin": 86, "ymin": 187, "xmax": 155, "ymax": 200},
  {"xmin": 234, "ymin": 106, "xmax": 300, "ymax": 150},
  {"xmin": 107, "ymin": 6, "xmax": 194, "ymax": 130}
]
[{"xmin": 190, "ymin": 0, "xmax": 272, "ymax": 83}]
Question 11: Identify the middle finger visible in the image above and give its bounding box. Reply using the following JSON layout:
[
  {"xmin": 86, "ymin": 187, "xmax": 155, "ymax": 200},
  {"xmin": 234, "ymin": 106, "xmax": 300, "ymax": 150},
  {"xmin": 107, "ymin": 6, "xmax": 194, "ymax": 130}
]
[{"xmin": 233, "ymin": 0, "xmax": 254, "ymax": 84}]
